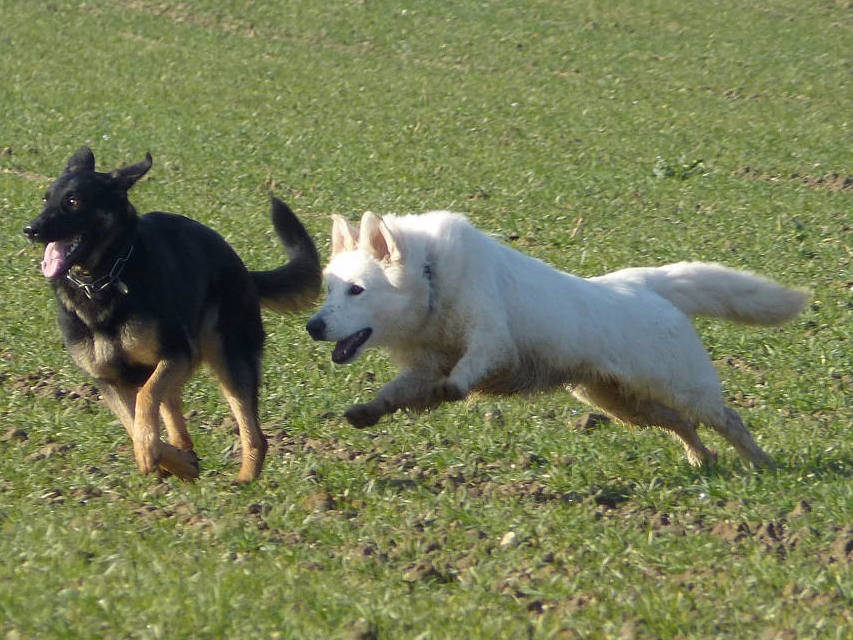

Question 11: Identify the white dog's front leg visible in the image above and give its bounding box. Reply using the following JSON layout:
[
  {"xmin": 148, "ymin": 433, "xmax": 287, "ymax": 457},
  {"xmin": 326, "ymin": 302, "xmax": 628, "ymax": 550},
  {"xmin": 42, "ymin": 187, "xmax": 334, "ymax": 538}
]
[
  {"xmin": 345, "ymin": 368, "xmax": 443, "ymax": 428},
  {"xmin": 444, "ymin": 326, "xmax": 513, "ymax": 398}
]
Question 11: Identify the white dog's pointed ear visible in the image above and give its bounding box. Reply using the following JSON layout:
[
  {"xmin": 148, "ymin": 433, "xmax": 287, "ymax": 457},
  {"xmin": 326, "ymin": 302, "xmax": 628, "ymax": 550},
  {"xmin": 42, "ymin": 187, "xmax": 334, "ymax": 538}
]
[
  {"xmin": 360, "ymin": 211, "xmax": 402, "ymax": 263},
  {"xmin": 330, "ymin": 215, "xmax": 359, "ymax": 257}
]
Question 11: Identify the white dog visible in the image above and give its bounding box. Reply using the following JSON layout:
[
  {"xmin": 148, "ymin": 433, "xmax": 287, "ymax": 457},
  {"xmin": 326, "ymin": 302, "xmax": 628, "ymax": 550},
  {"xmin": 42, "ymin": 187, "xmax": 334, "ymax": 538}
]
[{"xmin": 306, "ymin": 211, "xmax": 806, "ymax": 467}]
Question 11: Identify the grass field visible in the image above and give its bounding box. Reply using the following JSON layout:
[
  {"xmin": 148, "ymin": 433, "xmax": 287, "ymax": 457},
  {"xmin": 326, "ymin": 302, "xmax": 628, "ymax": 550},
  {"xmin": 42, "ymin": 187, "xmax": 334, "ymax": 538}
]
[{"xmin": 1, "ymin": 1, "xmax": 851, "ymax": 638}]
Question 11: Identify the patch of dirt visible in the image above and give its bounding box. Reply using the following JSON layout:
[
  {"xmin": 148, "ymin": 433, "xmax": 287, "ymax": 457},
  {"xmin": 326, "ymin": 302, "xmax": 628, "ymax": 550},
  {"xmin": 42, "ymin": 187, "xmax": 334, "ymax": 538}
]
[
  {"xmin": 704, "ymin": 514, "xmax": 810, "ymax": 559},
  {"xmin": 26, "ymin": 442, "xmax": 75, "ymax": 461},
  {"xmin": 590, "ymin": 485, "xmax": 633, "ymax": 509},
  {"xmin": 824, "ymin": 524, "xmax": 853, "ymax": 565},
  {"xmin": 714, "ymin": 356, "xmax": 764, "ymax": 375},
  {"xmin": 735, "ymin": 166, "xmax": 853, "ymax": 193},
  {"xmin": 727, "ymin": 391, "xmax": 758, "ymax": 408},
  {"xmin": 0, "ymin": 166, "xmax": 49, "ymax": 181},
  {"xmin": 1, "ymin": 427, "xmax": 28, "ymax": 442},
  {"xmin": 69, "ymin": 485, "xmax": 104, "ymax": 504},
  {"xmin": 117, "ymin": 1, "xmax": 254, "ymax": 36},
  {"xmin": 133, "ymin": 503, "xmax": 173, "ymax": 520},
  {"xmin": 10, "ymin": 368, "xmax": 100, "ymax": 405},
  {"xmin": 401, "ymin": 560, "xmax": 455, "ymax": 583},
  {"xmin": 265, "ymin": 429, "xmax": 371, "ymax": 462},
  {"xmin": 347, "ymin": 618, "xmax": 379, "ymax": 640},
  {"xmin": 39, "ymin": 488, "xmax": 65, "ymax": 504},
  {"xmin": 497, "ymin": 559, "xmax": 568, "ymax": 601},
  {"xmin": 787, "ymin": 499, "xmax": 812, "ymax": 519},
  {"xmin": 130, "ymin": 497, "xmax": 214, "ymax": 529},
  {"xmin": 518, "ymin": 592, "xmax": 599, "ymax": 621},
  {"xmin": 303, "ymin": 490, "xmax": 335, "ymax": 512},
  {"xmin": 591, "ymin": 498, "xmax": 832, "ymax": 562}
]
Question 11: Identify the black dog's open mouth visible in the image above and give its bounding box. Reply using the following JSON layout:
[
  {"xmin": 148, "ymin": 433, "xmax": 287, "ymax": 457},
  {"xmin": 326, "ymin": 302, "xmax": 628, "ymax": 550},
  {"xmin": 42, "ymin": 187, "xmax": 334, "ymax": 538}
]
[
  {"xmin": 41, "ymin": 235, "xmax": 83, "ymax": 280},
  {"xmin": 332, "ymin": 328, "xmax": 372, "ymax": 364}
]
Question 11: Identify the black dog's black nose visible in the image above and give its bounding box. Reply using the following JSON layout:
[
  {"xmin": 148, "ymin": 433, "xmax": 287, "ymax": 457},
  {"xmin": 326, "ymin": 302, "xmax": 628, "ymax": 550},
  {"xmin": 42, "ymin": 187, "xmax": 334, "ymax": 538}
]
[
  {"xmin": 23, "ymin": 225, "xmax": 38, "ymax": 241},
  {"xmin": 306, "ymin": 316, "xmax": 326, "ymax": 341}
]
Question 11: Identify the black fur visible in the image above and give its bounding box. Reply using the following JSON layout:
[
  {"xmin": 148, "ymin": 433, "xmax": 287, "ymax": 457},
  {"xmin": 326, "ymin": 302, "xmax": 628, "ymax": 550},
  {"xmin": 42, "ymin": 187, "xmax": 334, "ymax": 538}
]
[{"xmin": 24, "ymin": 147, "xmax": 321, "ymax": 481}]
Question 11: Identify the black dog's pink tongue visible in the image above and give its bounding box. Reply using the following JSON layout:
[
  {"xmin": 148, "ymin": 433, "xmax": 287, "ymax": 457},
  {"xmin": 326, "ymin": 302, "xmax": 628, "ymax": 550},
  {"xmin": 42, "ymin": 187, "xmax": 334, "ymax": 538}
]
[{"xmin": 41, "ymin": 241, "xmax": 71, "ymax": 280}]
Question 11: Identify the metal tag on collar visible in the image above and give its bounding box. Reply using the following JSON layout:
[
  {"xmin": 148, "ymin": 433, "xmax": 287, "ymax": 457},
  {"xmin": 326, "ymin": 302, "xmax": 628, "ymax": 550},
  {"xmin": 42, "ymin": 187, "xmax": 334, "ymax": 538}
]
[{"xmin": 114, "ymin": 279, "xmax": 129, "ymax": 295}]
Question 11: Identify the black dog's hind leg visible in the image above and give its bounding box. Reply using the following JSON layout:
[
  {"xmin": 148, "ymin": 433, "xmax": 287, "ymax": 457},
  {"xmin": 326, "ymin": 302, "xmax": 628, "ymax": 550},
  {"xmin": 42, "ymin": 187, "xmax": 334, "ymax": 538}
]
[
  {"xmin": 214, "ymin": 360, "xmax": 266, "ymax": 483},
  {"xmin": 160, "ymin": 388, "xmax": 193, "ymax": 451},
  {"xmin": 205, "ymin": 334, "xmax": 267, "ymax": 483}
]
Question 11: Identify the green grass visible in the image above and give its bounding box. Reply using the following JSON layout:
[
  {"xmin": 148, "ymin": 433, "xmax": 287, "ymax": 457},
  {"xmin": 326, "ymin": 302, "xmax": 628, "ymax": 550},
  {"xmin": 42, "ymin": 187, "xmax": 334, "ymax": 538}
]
[{"xmin": 1, "ymin": 1, "xmax": 851, "ymax": 638}]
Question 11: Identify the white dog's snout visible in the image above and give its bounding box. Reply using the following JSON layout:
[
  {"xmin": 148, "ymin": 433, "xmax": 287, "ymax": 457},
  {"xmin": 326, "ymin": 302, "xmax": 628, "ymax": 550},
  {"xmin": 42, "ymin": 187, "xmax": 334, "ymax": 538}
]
[{"xmin": 306, "ymin": 315, "xmax": 326, "ymax": 341}]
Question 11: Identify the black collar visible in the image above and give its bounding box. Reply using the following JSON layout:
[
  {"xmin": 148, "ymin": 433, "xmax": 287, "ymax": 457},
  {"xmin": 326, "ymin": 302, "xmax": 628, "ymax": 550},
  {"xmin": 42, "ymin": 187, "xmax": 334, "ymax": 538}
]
[{"xmin": 65, "ymin": 244, "xmax": 133, "ymax": 299}]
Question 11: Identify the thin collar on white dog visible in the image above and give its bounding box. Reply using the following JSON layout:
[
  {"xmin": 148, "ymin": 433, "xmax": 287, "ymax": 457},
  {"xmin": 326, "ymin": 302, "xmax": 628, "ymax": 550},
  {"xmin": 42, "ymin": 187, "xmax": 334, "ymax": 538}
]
[{"xmin": 423, "ymin": 259, "xmax": 435, "ymax": 312}]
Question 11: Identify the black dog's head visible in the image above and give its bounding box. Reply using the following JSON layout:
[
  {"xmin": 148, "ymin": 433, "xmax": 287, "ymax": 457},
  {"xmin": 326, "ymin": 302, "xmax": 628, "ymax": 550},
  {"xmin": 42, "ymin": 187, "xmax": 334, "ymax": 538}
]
[{"xmin": 24, "ymin": 146, "xmax": 151, "ymax": 280}]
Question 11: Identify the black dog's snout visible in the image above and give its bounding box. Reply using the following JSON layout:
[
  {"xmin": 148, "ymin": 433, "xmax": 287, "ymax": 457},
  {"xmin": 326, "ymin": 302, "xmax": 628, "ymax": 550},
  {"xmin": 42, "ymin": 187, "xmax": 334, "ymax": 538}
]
[
  {"xmin": 306, "ymin": 316, "xmax": 326, "ymax": 341},
  {"xmin": 23, "ymin": 224, "xmax": 38, "ymax": 241}
]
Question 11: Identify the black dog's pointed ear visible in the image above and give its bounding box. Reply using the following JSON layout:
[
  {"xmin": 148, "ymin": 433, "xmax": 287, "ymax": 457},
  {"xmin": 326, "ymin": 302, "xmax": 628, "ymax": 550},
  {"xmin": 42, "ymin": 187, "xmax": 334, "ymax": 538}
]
[
  {"xmin": 110, "ymin": 152, "xmax": 153, "ymax": 190},
  {"xmin": 65, "ymin": 146, "xmax": 95, "ymax": 173}
]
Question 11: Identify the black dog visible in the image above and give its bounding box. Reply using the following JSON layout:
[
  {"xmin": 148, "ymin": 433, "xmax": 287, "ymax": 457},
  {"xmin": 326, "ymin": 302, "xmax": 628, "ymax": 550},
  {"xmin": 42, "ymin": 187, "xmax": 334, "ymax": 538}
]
[{"xmin": 24, "ymin": 147, "xmax": 321, "ymax": 482}]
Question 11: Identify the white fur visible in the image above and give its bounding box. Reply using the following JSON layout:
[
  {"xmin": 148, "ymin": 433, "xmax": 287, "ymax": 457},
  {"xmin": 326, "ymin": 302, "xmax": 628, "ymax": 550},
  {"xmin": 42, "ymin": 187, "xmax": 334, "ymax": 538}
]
[{"xmin": 309, "ymin": 211, "xmax": 807, "ymax": 466}]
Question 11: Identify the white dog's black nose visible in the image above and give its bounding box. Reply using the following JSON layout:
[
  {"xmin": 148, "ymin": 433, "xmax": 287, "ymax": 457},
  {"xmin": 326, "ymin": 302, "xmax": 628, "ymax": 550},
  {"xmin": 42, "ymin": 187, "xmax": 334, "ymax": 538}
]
[{"xmin": 306, "ymin": 316, "xmax": 326, "ymax": 341}]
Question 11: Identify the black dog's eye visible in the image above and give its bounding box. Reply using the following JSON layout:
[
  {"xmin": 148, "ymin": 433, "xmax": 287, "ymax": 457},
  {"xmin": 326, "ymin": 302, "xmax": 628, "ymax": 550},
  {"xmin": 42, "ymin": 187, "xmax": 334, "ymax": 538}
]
[
  {"xmin": 63, "ymin": 195, "xmax": 80, "ymax": 210},
  {"xmin": 349, "ymin": 284, "xmax": 364, "ymax": 296}
]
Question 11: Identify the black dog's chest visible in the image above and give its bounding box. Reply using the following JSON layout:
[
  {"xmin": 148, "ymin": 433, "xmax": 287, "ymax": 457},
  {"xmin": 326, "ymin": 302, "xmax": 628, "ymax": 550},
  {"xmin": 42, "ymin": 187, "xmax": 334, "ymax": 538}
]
[{"xmin": 65, "ymin": 316, "xmax": 160, "ymax": 385}]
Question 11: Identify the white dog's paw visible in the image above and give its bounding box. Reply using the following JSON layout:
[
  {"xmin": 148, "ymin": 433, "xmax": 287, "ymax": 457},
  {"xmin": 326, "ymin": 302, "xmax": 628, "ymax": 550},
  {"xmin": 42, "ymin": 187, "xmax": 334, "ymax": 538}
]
[{"xmin": 345, "ymin": 403, "xmax": 383, "ymax": 428}]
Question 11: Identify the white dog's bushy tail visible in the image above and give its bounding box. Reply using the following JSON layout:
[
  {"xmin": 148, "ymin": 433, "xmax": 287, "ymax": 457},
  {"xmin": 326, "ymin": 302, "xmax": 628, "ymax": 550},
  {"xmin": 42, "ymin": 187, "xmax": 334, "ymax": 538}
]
[{"xmin": 598, "ymin": 262, "xmax": 807, "ymax": 325}]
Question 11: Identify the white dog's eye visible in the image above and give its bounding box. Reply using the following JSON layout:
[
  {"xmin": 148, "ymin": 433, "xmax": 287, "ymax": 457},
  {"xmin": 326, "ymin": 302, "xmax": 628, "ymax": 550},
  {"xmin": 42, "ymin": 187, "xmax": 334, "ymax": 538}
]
[{"xmin": 349, "ymin": 284, "xmax": 364, "ymax": 296}]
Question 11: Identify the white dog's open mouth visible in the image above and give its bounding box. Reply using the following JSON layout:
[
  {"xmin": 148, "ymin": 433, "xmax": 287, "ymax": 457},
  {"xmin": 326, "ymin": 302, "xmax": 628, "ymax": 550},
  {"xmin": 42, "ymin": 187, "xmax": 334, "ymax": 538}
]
[{"xmin": 332, "ymin": 328, "xmax": 372, "ymax": 364}]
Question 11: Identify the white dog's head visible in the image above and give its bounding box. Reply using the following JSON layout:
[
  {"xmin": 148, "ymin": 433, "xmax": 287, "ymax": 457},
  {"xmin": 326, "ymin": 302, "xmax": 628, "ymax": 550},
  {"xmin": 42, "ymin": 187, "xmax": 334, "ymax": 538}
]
[{"xmin": 306, "ymin": 211, "xmax": 432, "ymax": 364}]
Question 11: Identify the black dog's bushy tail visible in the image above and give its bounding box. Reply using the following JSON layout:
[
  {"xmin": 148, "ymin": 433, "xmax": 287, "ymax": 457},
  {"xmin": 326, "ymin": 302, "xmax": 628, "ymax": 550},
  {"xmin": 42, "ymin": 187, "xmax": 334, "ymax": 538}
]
[{"xmin": 251, "ymin": 197, "xmax": 322, "ymax": 314}]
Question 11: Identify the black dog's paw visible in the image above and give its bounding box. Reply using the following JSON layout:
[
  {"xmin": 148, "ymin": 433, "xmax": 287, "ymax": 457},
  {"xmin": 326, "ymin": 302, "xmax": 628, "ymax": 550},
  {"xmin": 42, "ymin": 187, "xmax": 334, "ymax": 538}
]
[{"xmin": 345, "ymin": 403, "xmax": 383, "ymax": 429}]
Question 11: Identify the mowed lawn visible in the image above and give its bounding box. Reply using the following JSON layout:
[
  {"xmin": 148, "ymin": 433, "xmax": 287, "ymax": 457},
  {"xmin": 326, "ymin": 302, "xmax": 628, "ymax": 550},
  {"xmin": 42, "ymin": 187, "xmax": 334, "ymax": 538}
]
[{"xmin": 0, "ymin": 1, "xmax": 850, "ymax": 638}]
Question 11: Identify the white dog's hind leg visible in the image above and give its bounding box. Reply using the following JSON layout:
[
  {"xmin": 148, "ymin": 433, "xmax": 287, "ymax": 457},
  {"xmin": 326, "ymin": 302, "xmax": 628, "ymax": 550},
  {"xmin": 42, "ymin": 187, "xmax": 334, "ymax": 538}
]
[
  {"xmin": 650, "ymin": 408, "xmax": 717, "ymax": 467},
  {"xmin": 705, "ymin": 407, "xmax": 774, "ymax": 468},
  {"xmin": 575, "ymin": 381, "xmax": 717, "ymax": 466}
]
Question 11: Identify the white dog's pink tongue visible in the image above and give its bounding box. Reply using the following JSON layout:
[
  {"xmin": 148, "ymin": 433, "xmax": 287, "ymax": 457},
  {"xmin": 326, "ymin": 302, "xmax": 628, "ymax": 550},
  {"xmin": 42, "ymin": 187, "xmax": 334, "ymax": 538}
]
[{"xmin": 41, "ymin": 241, "xmax": 70, "ymax": 279}]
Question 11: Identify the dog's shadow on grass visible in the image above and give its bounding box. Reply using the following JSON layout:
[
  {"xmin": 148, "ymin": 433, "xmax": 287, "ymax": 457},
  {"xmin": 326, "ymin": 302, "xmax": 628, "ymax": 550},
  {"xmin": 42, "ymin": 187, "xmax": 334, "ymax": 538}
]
[
  {"xmin": 770, "ymin": 452, "xmax": 853, "ymax": 480},
  {"xmin": 585, "ymin": 449, "xmax": 853, "ymax": 510},
  {"xmin": 673, "ymin": 449, "xmax": 853, "ymax": 484}
]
